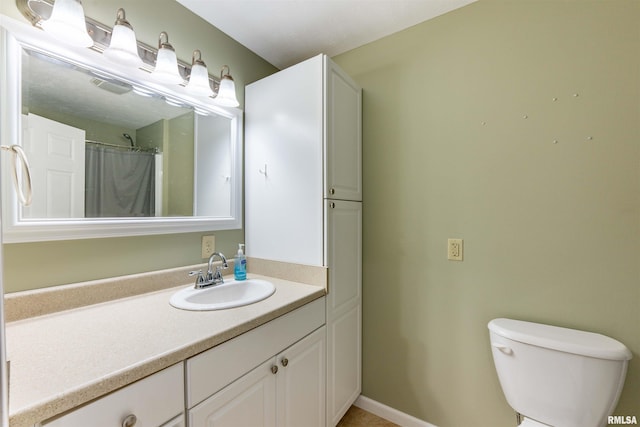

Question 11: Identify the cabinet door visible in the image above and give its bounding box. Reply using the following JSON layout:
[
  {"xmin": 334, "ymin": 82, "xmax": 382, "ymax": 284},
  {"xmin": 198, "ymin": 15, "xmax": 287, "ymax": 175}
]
[
  {"xmin": 325, "ymin": 200, "xmax": 362, "ymax": 426},
  {"xmin": 189, "ymin": 359, "xmax": 277, "ymax": 427},
  {"xmin": 245, "ymin": 55, "xmax": 324, "ymax": 266},
  {"xmin": 277, "ymin": 327, "xmax": 326, "ymax": 427},
  {"xmin": 325, "ymin": 59, "xmax": 362, "ymax": 202}
]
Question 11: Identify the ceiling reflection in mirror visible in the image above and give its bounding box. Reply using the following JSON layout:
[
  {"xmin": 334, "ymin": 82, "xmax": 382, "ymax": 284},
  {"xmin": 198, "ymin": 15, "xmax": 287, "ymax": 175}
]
[{"xmin": 20, "ymin": 47, "xmax": 232, "ymax": 219}]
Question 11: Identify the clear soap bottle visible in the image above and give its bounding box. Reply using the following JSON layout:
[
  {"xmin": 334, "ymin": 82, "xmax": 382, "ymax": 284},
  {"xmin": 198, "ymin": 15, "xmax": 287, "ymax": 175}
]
[{"xmin": 234, "ymin": 243, "xmax": 247, "ymax": 280}]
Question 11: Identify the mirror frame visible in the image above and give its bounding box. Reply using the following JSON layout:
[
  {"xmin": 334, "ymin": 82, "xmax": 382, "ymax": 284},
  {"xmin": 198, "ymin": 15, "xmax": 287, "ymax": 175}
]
[{"xmin": 0, "ymin": 16, "xmax": 243, "ymax": 243}]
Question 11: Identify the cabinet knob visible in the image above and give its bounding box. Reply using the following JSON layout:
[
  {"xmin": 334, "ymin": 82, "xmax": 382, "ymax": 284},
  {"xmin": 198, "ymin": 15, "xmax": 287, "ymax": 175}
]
[
  {"xmin": 329, "ymin": 202, "xmax": 336, "ymax": 209},
  {"xmin": 271, "ymin": 365, "xmax": 278, "ymax": 374},
  {"xmin": 330, "ymin": 188, "xmax": 335, "ymax": 195},
  {"xmin": 122, "ymin": 414, "xmax": 137, "ymax": 427},
  {"xmin": 281, "ymin": 358, "xmax": 289, "ymax": 367}
]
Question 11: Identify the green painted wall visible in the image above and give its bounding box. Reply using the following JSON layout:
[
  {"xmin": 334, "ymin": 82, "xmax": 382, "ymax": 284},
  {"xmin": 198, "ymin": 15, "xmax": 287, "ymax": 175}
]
[
  {"xmin": 0, "ymin": 0, "xmax": 277, "ymax": 292},
  {"xmin": 333, "ymin": 0, "xmax": 639, "ymax": 425},
  {"xmin": 167, "ymin": 112, "xmax": 195, "ymax": 216}
]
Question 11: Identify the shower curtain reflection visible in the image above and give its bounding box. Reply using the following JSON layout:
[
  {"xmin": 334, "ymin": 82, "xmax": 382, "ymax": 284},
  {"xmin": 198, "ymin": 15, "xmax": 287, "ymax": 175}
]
[{"xmin": 85, "ymin": 145, "xmax": 155, "ymax": 217}]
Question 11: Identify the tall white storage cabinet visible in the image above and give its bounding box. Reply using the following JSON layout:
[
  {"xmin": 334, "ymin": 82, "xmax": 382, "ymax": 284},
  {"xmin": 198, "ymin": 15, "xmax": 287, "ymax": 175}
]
[{"xmin": 245, "ymin": 54, "xmax": 362, "ymax": 427}]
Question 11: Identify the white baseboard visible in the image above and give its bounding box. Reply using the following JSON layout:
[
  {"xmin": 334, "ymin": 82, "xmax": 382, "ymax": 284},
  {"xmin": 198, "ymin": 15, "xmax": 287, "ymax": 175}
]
[{"xmin": 354, "ymin": 395, "xmax": 438, "ymax": 427}]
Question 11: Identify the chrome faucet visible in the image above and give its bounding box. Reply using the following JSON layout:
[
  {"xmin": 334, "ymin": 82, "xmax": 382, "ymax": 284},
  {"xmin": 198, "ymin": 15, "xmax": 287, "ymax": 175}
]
[
  {"xmin": 207, "ymin": 252, "xmax": 228, "ymax": 285},
  {"xmin": 189, "ymin": 252, "xmax": 228, "ymax": 289}
]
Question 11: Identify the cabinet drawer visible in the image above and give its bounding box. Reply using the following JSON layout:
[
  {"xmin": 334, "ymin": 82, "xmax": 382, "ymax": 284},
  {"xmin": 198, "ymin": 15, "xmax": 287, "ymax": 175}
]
[
  {"xmin": 41, "ymin": 363, "xmax": 184, "ymax": 427},
  {"xmin": 186, "ymin": 297, "xmax": 325, "ymax": 408}
]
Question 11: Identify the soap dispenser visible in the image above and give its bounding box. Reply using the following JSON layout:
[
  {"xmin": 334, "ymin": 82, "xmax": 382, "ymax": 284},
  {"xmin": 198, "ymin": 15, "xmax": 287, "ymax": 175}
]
[{"xmin": 234, "ymin": 243, "xmax": 247, "ymax": 280}]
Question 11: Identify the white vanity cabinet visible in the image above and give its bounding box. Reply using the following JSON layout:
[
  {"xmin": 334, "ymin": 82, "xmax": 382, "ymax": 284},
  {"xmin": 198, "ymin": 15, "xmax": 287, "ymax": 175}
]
[
  {"xmin": 245, "ymin": 53, "xmax": 362, "ymax": 426},
  {"xmin": 40, "ymin": 363, "xmax": 184, "ymax": 427},
  {"xmin": 186, "ymin": 298, "xmax": 326, "ymax": 427},
  {"xmin": 189, "ymin": 327, "xmax": 326, "ymax": 427}
]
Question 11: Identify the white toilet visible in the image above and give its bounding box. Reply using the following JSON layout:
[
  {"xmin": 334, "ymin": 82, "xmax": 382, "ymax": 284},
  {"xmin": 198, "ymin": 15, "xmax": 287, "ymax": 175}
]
[{"xmin": 488, "ymin": 318, "xmax": 632, "ymax": 427}]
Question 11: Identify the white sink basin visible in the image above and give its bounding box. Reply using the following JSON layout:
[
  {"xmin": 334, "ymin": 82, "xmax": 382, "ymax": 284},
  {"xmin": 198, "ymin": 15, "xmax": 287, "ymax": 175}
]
[{"xmin": 170, "ymin": 279, "xmax": 276, "ymax": 311}]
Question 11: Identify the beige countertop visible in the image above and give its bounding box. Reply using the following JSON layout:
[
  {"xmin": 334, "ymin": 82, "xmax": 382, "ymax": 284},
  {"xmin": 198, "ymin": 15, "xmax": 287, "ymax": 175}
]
[{"xmin": 5, "ymin": 261, "xmax": 326, "ymax": 427}]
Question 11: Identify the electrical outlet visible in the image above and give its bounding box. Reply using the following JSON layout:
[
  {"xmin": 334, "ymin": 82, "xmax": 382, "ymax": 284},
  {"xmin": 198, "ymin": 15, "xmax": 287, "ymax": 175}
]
[
  {"xmin": 202, "ymin": 235, "xmax": 215, "ymax": 258},
  {"xmin": 448, "ymin": 238, "xmax": 463, "ymax": 261}
]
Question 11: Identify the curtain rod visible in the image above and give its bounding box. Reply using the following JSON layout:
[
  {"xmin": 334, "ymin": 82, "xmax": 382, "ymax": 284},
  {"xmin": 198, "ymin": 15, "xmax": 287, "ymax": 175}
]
[{"xmin": 85, "ymin": 139, "xmax": 158, "ymax": 154}]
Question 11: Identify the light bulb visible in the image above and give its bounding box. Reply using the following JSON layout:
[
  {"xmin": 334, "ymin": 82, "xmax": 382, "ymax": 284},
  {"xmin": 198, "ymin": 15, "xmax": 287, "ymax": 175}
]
[
  {"xmin": 185, "ymin": 50, "xmax": 214, "ymax": 97},
  {"xmin": 41, "ymin": 0, "xmax": 93, "ymax": 48},
  {"xmin": 103, "ymin": 8, "xmax": 143, "ymax": 68},
  {"xmin": 214, "ymin": 66, "xmax": 239, "ymax": 107},
  {"xmin": 151, "ymin": 32, "xmax": 183, "ymax": 84},
  {"xmin": 215, "ymin": 76, "xmax": 239, "ymax": 107}
]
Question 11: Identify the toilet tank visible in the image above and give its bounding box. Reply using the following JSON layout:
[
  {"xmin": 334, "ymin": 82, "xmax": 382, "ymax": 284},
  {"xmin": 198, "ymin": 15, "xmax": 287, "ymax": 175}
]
[{"xmin": 488, "ymin": 318, "xmax": 632, "ymax": 427}]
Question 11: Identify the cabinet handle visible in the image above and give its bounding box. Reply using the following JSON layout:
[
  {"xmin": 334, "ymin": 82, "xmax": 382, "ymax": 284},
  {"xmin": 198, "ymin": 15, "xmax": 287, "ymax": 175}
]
[
  {"xmin": 281, "ymin": 358, "xmax": 289, "ymax": 367},
  {"xmin": 122, "ymin": 414, "xmax": 137, "ymax": 427},
  {"xmin": 271, "ymin": 365, "xmax": 278, "ymax": 374}
]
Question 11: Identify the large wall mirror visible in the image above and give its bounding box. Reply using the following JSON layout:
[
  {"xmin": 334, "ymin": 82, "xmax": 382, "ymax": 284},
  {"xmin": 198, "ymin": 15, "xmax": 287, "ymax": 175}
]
[{"xmin": 0, "ymin": 16, "xmax": 243, "ymax": 242}]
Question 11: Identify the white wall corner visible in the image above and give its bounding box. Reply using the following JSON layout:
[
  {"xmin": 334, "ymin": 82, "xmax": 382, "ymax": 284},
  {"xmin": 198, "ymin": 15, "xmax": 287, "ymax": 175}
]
[{"xmin": 354, "ymin": 395, "xmax": 438, "ymax": 427}]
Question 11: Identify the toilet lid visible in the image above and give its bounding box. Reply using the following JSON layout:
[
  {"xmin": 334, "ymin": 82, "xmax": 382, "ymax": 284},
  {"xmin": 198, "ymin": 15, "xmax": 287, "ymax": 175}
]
[{"xmin": 519, "ymin": 418, "xmax": 552, "ymax": 427}]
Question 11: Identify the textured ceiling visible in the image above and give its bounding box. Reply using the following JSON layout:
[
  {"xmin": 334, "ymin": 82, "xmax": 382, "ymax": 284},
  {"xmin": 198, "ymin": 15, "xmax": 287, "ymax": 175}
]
[{"xmin": 176, "ymin": 0, "xmax": 477, "ymax": 69}]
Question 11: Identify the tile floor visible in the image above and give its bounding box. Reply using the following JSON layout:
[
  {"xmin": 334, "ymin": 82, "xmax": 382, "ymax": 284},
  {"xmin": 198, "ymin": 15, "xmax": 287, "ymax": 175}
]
[{"xmin": 336, "ymin": 405, "xmax": 400, "ymax": 427}]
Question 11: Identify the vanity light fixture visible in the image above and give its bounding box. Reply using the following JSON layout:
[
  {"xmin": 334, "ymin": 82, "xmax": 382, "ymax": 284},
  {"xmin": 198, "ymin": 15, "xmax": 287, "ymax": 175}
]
[
  {"xmin": 40, "ymin": 0, "xmax": 92, "ymax": 48},
  {"xmin": 151, "ymin": 32, "xmax": 183, "ymax": 84},
  {"xmin": 102, "ymin": 8, "xmax": 143, "ymax": 68},
  {"xmin": 213, "ymin": 65, "xmax": 240, "ymax": 108},
  {"xmin": 17, "ymin": 0, "xmax": 241, "ymax": 109},
  {"xmin": 185, "ymin": 50, "xmax": 214, "ymax": 97}
]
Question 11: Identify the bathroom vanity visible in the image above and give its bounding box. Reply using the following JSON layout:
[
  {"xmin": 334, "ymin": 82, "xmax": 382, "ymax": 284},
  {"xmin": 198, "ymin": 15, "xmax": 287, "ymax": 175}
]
[
  {"xmin": 0, "ymin": 10, "xmax": 360, "ymax": 427},
  {"xmin": 4, "ymin": 262, "xmax": 327, "ymax": 427}
]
